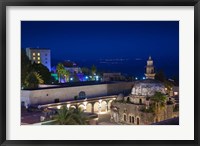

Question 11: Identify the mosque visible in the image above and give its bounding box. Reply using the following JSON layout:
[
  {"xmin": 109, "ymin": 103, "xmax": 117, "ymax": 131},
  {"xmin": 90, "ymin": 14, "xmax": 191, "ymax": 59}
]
[{"xmin": 110, "ymin": 56, "xmax": 179, "ymax": 125}]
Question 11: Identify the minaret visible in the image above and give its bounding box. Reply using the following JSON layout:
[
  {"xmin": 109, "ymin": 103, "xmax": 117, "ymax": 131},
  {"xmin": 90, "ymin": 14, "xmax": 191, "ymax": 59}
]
[{"xmin": 145, "ymin": 56, "xmax": 155, "ymax": 79}]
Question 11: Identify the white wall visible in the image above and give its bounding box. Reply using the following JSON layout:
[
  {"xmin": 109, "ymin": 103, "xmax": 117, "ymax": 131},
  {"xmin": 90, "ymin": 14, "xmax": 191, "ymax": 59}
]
[{"xmin": 21, "ymin": 82, "xmax": 134, "ymax": 105}]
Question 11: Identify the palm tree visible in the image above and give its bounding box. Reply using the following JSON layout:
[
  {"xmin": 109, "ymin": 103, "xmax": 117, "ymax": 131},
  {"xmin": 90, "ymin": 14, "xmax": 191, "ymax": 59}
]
[
  {"xmin": 54, "ymin": 106, "xmax": 88, "ymax": 125},
  {"xmin": 55, "ymin": 106, "xmax": 77, "ymax": 125},
  {"xmin": 91, "ymin": 65, "xmax": 97, "ymax": 80},
  {"xmin": 56, "ymin": 63, "xmax": 65, "ymax": 83},
  {"xmin": 24, "ymin": 71, "xmax": 44, "ymax": 88},
  {"xmin": 150, "ymin": 92, "xmax": 167, "ymax": 121},
  {"xmin": 63, "ymin": 69, "xmax": 70, "ymax": 82},
  {"xmin": 73, "ymin": 107, "xmax": 88, "ymax": 125}
]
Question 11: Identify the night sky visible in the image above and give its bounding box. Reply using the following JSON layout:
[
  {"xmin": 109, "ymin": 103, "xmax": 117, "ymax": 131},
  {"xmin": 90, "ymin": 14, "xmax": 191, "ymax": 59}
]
[{"xmin": 21, "ymin": 21, "xmax": 179, "ymax": 78}]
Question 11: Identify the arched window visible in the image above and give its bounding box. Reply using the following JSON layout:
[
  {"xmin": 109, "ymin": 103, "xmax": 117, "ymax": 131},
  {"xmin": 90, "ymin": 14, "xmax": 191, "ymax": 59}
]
[
  {"xmin": 139, "ymin": 99, "xmax": 142, "ymax": 104},
  {"xmin": 124, "ymin": 114, "xmax": 127, "ymax": 122},
  {"xmin": 129, "ymin": 116, "xmax": 132, "ymax": 123},
  {"xmin": 79, "ymin": 91, "xmax": 86, "ymax": 99},
  {"xmin": 132, "ymin": 116, "xmax": 135, "ymax": 124},
  {"xmin": 137, "ymin": 117, "xmax": 140, "ymax": 125}
]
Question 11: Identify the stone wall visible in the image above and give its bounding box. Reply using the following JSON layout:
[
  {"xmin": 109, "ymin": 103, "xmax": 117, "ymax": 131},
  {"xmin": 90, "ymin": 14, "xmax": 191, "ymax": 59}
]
[
  {"xmin": 111, "ymin": 102, "xmax": 177, "ymax": 125},
  {"xmin": 21, "ymin": 82, "xmax": 134, "ymax": 106}
]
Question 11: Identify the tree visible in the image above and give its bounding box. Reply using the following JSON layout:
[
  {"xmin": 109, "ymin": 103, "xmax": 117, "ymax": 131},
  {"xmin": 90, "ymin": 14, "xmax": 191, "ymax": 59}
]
[
  {"xmin": 81, "ymin": 67, "xmax": 90, "ymax": 75},
  {"xmin": 91, "ymin": 65, "xmax": 96, "ymax": 75},
  {"xmin": 55, "ymin": 106, "xmax": 77, "ymax": 125},
  {"xmin": 54, "ymin": 106, "xmax": 88, "ymax": 125},
  {"xmin": 24, "ymin": 71, "xmax": 44, "ymax": 88},
  {"xmin": 56, "ymin": 63, "xmax": 65, "ymax": 83},
  {"xmin": 63, "ymin": 69, "xmax": 70, "ymax": 82},
  {"xmin": 31, "ymin": 62, "xmax": 51, "ymax": 84},
  {"xmin": 72, "ymin": 73, "xmax": 80, "ymax": 82},
  {"xmin": 91, "ymin": 65, "xmax": 97, "ymax": 80},
  {"xmin": 21, "ymin": 50, "xmax": 32, "ymax": 88},
  {"xmin": 72, "ymin": 108, "xmax": 88, "ymax": 125},
  {"xmin": 150, "ymin": 92, "xmax": 167, "ymax": 120}
]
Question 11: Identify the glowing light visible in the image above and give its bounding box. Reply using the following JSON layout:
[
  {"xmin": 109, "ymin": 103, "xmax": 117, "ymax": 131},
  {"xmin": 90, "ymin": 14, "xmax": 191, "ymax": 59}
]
[
  {"xmin": 83, "ymin": 101, "xmax": 87, "ymax": 106},
  {"xmin": 67, "ymin": 104, "xmax": 70, "ymax": 109},
  {"xmin": 174, "ymin": 92, "xmax": 178, "ymax": 95},
  {"xmin": 70, "ymin": 77, "xmax": 73, "ymax": 81},
  {"xmin": 57, "ymin": 105, "xmax": 61, "ymax": 109},
  {"xmin": 95, "ymin": 76, "xmax": 99, "ymax": 81},
  {"xmin": 143, "ymin": 77, "xmax": 146, "ymax": 80},
  {"xmin": 135, "ymin": 77, "xmax": 138, "ymax": 80},
  {"xmin": 85, "ymin": 76, "xmax": 88, "ymax": 79}
]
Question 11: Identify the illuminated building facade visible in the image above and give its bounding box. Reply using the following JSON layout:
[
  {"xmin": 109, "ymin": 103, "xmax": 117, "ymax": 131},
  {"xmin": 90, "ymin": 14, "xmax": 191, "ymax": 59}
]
[{"xmin": 26, "ymin": 48, "xmax": 51, "ymax": 71}]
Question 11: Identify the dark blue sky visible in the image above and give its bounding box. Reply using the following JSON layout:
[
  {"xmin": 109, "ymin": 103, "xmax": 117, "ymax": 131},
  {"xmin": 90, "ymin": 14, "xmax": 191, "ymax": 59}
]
[{"xmin": 21, "ymin": 21, "xmax": 179, "ymax": 77}]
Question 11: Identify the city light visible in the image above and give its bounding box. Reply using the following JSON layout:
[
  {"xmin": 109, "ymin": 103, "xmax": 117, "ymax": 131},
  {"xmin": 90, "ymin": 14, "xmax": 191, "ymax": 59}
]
[
  {"xmin": 70, "ymin": 77, "xmax": 73, "ymax": 81},
  {"xmin": 143, "ymin": 77, "xmax": 146, "ymax": 80},
  {"xmin": 95, "ymin": 76, "xmax": 99, "ymax": 81},
  {"xmin": 135, "ymin": 77, "xmax": 138, "ymax": 80}
]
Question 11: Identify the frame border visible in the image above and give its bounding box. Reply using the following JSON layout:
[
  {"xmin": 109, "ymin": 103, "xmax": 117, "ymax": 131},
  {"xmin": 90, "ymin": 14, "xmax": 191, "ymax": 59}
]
[{"xmin": 0, "ymin": 0, "xmax": 199, "ymax": 146}]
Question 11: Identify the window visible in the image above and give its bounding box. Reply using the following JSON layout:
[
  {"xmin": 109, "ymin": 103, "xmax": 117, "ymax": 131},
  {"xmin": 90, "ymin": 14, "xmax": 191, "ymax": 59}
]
[
  {"xmin": 38, "ymin": 57, "xmax": 40, "ymax": 60},
  {"xmin": 132, "ymin": 116, "xmax": 135, "ymax": 123},
  {"xmin": 79, "ymin": 91, "xmax": 86, "ymax": 99},
  {"xmin": 129, "ymin": 116, "xmax": 132, "ymax": 123},
  {"xmin": 137, "ymin": 117, "xmax": 140, "ymax": 125},
  {"xmin": 124, "ymin": 114, "xmax": 127, "ymax": 122},
  {"xmin": 33, "ymin": 57, "xmax": 35, "ymax": 60},
  {"xmin": 45, "ymin": 61, "xmax": 48, "ymax": 64},
  {"xmin": 38, "ymin": 53, "xmax": 40, "ymax": 56},
  {"xmin": 139, "ymin": 99, "xmax": 142, "ymax": 104},
  {"xmin": 38, "ymin": 61, "xmax": 40, "ymax": 64},
  {"xmin": 54, "ymin": 99, "xmax": 59, "ymax": 103},
  {"xmin": 45, "ymin": 54, "xmax": 47, "ymax": 56},
  {"xmin": 32, "ymin": 52, "xmax": 35, "ymax": 56}
]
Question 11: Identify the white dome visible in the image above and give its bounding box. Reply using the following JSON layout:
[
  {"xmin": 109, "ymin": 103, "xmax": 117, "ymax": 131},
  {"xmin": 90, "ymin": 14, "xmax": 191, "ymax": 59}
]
[{"xmin": 131, "ymin": 79, "xmax": 166, "ymax": 96}]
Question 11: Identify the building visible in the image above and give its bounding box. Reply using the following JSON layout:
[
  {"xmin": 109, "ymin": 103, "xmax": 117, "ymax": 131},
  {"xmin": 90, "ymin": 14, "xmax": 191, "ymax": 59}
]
[
  {"xmin": 110, "ymin": 57, "xmax": 179, "ymax": 125},
  {"xmin": 145, "ymin": 56, "xmax": 155, "ymax": 79},
  {"xmin": 103, "ymin": 73, "xmax": 124, "ymax": 82},
  {"xmin": 21, "ymin": 81, "xmax": 134, "ymax": 107},
  {"xmin": 51, "ymin": 60, "xmax": 84, "ymax": 82},
  {"xmin": 26, "ymin": 48, "xmax": 51, "ymax": 71}
]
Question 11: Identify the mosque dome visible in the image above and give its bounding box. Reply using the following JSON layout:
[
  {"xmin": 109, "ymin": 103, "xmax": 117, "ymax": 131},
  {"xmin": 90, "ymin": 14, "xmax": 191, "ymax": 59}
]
[{"xmin": 131, "ymin": 79, "xmax": 166, "ymax": 96}]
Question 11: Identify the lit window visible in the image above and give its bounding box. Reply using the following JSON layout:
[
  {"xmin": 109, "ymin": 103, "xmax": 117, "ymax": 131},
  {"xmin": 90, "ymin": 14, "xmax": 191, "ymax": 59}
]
[
  {"xmin": 38, "ymin": 61, "xmax": 40, "ymax": 64},
  {"xmin": 38, "ymin": 57, "xmax": 40, "ymax": 60},
  {"xmin": 38, "ymin": 53, "xmax": 40, "ymax": 56},
  {"xmin": 174, "ymin": 92, "xmax": 178, "ymax": 95},
  {"xmin": 33, "ymin": 57, "xmax": 35, "ymax": 60},
  {"xmin": 32, "ymin": 53, "xmax": 35, "ymax": 56}
]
